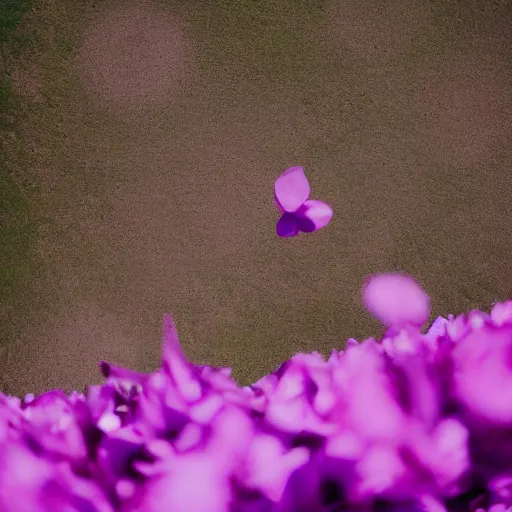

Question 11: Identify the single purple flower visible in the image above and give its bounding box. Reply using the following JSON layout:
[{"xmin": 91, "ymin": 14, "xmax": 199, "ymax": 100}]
[{"xmin": 274, "ymin": 166, "xmax": 333, "ymax": 238}]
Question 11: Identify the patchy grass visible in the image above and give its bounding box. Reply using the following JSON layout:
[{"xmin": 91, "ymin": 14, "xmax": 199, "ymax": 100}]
[
  {"xmin": 0, "ymin": 0, "xmax": 39, "ymax": 367},
  {"xmin": 1, "ymin": 0, "xmax": 511, "ymax": 397},
  {"xmin": 0, "ymin": 0, "xmax": 32, "ymax": 41}
]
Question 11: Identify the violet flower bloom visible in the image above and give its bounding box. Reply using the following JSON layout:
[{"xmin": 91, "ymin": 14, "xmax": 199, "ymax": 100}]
[
  {"xmin": 126, "ymin": 453, "xmax": 232, "ymax": 512},
  {"xmin": 2, "ymin": 273, "xmax": 512, "ymax": 511},
  {"xmin": 274, "ymin": 166, "xmax": 333, "ymax": 237}
]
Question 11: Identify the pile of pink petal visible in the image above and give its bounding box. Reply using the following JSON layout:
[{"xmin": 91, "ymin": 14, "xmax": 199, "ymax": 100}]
[{"xmin": 2, "ymin": 274, "xmax": 512, "ymax": 512}]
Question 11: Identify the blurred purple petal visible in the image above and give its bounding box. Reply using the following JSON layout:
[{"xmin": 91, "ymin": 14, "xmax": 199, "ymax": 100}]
[
  {"xmin": 23, "ymin": 390, "xmax": 88, "ymax": 462},
  {"xmin": 162, "ymin": 314, "xmax": 202, "ymax": 403},
  {"xmin": 363, "ymin": 274, "xmax": 430, "ymax": 332},
  {"xmin": 452, "ymin": 326, "xmax": 512, "ymax": 424},
  {"xmin": 127, "ymin": 455, "xmax": 231, "ymax": 512},
  {"xmin": 2, "ymin": 271, "xmax": 512, "ymax": 511},
  {"xmin": 0, "ymin": 440, "xmax": 55, "ymax": 512},
  {"xmin": 490, "ymin": 300, "xmax": 512, "ymax": 327},
  {"xmin": 99, "ymin": 361, "xmax": 149, "ymax": 386},
  {"xmin": 244, "ymin": 434, "xmax": 310, "ymax": 502}
]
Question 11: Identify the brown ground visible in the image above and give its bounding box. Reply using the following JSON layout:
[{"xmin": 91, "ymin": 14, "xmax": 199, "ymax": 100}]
[{"xmin": 2, "ymin": 0, "xmax": 512, "ymax": 396}]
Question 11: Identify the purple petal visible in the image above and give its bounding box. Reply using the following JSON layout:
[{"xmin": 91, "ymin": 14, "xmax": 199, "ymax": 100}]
[
  {"xmin": 96, "ymin": 425, "xmax": 144, "ymax": 484},
  {"xmin": 162, "ymin": 314, "xmax": 202, "ymax": 403},
  {"xmin": 23, "ymin": 391, "xmax": 88, "ymax": 461},
  {"xmin": 128, "ymin": 456, "xmax": 231, "ymax": 512},
  {"xmin": 276, "ymin": 213, "xmax": 299, "ymax": 238},
  {"xmin": 362, "ymin": 274, "xmax": 430, "ymax": 331},
  {"xmin": 244, "ymin": 434, "xmax": 310, "ymax": 502},
  {"xmin": 452, "ymin": 325, "xmax": 512, "ymax": 423},
  {"xmin": 274, "ymin": 166, "xmax": 310, "ymax": 212},
  {"xmin": 490, "ymin": 300, "xmax": 512, "ymax": 327},
  {"xmin": 0, "ymin": 440, "xmax": 55, "ymax": 512},
  {"xmin": 296, "ymin": 199, "xmax": 333, "ymax": 233},
  {"xmin": 99, "ymin": 361, "xmax": 149, "ymax": 386}
]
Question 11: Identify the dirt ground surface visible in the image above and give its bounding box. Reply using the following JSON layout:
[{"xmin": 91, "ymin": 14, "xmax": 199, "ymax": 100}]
[{"xmin": 2, "ymin": 0, "xmax": 512, "ymax": 396}]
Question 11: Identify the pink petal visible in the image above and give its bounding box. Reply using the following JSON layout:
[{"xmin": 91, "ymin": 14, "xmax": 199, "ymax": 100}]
[
  {"xmin": 362, "ymin": 274, "xmax": 430, "ymax": 330},
  {"xmin": 161, "ymin": 314, "xmax": 202, "ymax": 403},
  {"xmin": 245, "ymin": 435, "xmax": 309, "ymax": 502},
  {"xmin": 132, "ymin": 456, "xmax": 230, "ymax": 512},
  {"xmin": 452, "ymin": 326, "xmax": 512, "ymax": 423},
  {"xmin": 274, "ymin": 166, "xmax": 310, "ymax": 212},
  {"xmin": 296, "ymin": 199, "xmax": 333, "ymax": 232},
  {"xmin": 491, "ymin": 300, "xmax": 512, "ymax": 327}
]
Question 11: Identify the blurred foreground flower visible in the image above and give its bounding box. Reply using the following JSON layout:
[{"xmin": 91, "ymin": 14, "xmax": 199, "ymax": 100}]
[{"xmin": 1, "ymin": 273, "xmax": 512, "ymax": 511}]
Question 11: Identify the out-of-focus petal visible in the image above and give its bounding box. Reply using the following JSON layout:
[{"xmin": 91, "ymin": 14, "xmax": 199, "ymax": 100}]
[
  {"xmin": 244, "ymin": 434, "xmax": 310, "ymax": 503},
  {"xmin": 127, "ymin": 455, "xmax": 231, "ymax": 512},
  {"xmin": 452, "ymin": 326, "xmax": 512, "ymax": 423},
  {"xmin": 23, "ymin": 390, "xmax": 88, "ymax": 462},
  {"xmin": 490, "ymin": 300, "xmax": 512, "ymax": 327},
  {"xmin": 338, "ymin": 343, "xmax": 406, "ymax": 442},
  {"xmin": 363, "ymin": 274, "xmax": 430, "ymax": 332},
  {"xmin": 99, "ymin": 361, "xmax": 149, "ymax": 386},
  {"xmin": 161, "ymin": 314, "xmax": 202, "ymax": 403},
  {"xmin": 0, "ymin": 440, "xmax": 54, "ymax": 512}
]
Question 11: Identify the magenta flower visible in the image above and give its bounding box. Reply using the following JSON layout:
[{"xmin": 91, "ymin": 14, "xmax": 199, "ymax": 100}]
[
  {"xmin": 2, "ymin": 272, "xmax": 512, "ymax": 511},
  {"xmin": 274, "ymin": 166, "xmax": 333, "ymax": 237}
]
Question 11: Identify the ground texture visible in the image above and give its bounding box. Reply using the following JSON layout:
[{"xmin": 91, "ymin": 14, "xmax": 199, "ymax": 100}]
[{"xmin": 2, "ymin": 0, "xmax": 512, "ymax": 396}]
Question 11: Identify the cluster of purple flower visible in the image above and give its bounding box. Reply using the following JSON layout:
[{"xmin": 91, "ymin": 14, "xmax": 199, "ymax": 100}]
[{"xmin": 1, "ymin": 273, "xmax": 512, "ymax": 512}]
